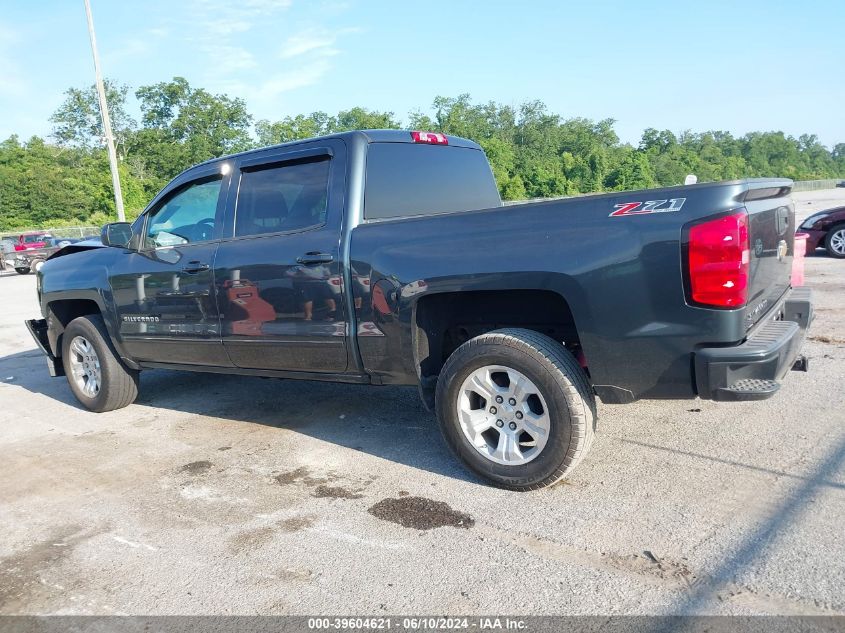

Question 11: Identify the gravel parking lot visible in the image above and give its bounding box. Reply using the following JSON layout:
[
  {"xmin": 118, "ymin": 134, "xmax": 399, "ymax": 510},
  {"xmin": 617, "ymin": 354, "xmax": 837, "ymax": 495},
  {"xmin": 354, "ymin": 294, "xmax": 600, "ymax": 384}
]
[{"xmin": 1, "ymin": 190, "xmax": 843, "ymax": 616}]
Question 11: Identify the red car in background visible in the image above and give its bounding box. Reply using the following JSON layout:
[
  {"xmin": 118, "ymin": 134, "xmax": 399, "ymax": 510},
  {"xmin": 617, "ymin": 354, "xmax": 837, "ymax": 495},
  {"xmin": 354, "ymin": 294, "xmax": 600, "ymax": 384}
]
[
  {"xmin": 13, "ymin": 232, "xmax": 52, "ymax": 251},
  {"xmin": 799, "ymin": 206, "xmax": 845, "ymax": 258}
]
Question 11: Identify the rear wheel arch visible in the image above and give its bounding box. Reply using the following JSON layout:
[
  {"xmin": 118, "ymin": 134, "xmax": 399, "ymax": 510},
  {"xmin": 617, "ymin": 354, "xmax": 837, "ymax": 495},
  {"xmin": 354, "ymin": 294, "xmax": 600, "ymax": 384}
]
[{"xmin": 412, "ymin": 288, "xmax": 589, "ymax": 408}]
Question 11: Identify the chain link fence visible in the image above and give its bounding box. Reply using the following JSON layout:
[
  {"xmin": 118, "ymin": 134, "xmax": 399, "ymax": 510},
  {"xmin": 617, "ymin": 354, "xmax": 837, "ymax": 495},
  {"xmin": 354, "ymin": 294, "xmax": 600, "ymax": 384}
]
[
  {"xmin": 791, "ymin": 179, "xmax": 844, "ymax": 192},
  {"xmin": 0, "ymin": 226, "xmax": 100, "ymax": 241},
  {"xmin": 0, "ymin": 227, "xmax": 100, "ymax": 272}
]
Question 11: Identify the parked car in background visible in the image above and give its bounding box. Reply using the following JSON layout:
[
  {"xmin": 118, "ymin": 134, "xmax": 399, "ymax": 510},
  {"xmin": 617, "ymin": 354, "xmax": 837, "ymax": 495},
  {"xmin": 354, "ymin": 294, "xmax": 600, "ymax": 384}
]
[
  {"xmin": 45, "ymin": 237, "xmax": 74, "ymax": 248},
  {"xmin": 13, "ymin": 232, "xmax": 52, "ymax": 251},
  {"xmin": 12, "ymin": 243, "xmax": 64, "ymax": 274},
  {"xmin": 0, "ymin": 238, "xmax": 15, "ymax": 270},
  {"xmin": 799, "ymin": 206, "xmax": 845, "ymax": 258}
]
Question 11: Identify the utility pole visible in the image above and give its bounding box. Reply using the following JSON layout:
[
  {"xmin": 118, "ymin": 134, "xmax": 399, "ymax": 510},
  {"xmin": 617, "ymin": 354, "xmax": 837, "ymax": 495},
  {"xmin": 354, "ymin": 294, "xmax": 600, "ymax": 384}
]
[{"xmin": 83, "ymin": 0, "xmax": 125, "ymax": 221}]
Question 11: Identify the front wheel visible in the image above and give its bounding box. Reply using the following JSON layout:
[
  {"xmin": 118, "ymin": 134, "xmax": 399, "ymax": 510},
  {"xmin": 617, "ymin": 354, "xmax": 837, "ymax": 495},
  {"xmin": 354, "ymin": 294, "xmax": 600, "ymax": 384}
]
[
  {"xmin": 436, "ymin": 328, "xmax": 596, "ymax": 491},
  {"xmin": 62, "ymin": 314, "xmax": 139, "ymax": 412},
  {"xmin": 14, "ymin": 267, "xmax": 30, "ymax": 275},
  {"xmin": 825, "ymin": 226, "xmax": 845, "ymax": 259}
]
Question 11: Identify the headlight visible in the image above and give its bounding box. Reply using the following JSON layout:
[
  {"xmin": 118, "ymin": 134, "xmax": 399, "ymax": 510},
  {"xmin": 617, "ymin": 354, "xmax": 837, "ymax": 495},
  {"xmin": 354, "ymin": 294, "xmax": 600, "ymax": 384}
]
[{"xmin": 800, "ymin": 213, "xmax": 829, "ymax": 229}]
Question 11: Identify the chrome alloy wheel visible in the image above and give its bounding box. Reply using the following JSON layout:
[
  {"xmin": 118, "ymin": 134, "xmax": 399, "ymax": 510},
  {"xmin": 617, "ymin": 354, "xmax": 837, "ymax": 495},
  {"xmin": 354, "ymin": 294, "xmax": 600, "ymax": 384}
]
[
  {"xmin": 68, "ymin": 336, "xmax": 102, "ymax": 398},
  {"xmin": 830, "ymin": 229, "xmax": 845, "ymax": 256},
  {"xmin": 456, "ymin": 365, "xmax": 551, "ymax": 466}
]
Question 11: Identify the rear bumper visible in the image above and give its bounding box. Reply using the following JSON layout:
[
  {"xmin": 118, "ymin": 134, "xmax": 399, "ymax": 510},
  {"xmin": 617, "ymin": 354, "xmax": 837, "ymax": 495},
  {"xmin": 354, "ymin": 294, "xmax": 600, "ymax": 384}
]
[
  {"xmin": 694, "ymin": 287, "xmax": 812, "ymax": 401},
  {"xmin": 25, "ymin": 318, "xmax": 64, "ymax": 377}
]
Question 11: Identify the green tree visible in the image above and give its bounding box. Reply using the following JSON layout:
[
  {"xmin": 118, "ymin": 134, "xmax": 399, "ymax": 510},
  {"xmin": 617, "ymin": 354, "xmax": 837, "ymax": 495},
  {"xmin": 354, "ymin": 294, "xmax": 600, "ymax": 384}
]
[
  {"xmin": 50, "ymin": 80, "xmax": 136, "ymax": 158},
  {"xmin": 7, "ymin": 83, "xmax": 842, "ymax": 232},
  {"xmin": 254, "ymin": 112, "xmax": 330, "ymax": 145},
  {"xmin": 606, "ymin": 148, "xmax": 657, "ymax": 191},
  {"xmin": 132, "ymin": 76, "xmax": 253, "ymax": 175},
  {"xmin": 328, "ymin": 107, "xmax": 401, "ymax": 132}
]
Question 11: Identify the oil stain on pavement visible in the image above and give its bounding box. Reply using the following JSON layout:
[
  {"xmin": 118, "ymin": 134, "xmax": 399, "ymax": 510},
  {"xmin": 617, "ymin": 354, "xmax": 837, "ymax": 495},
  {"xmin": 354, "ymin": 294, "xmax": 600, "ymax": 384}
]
[
  {"xmin": 180, "ymin": 460, "xmax": 213, "ymax": 475},
  {"xmin": 313, "ymin": 484, "xmax": 364, "ymax": 499},
  {"xmin": 368, "ymin": 496, "xmax": 474, "ymax": 530}
]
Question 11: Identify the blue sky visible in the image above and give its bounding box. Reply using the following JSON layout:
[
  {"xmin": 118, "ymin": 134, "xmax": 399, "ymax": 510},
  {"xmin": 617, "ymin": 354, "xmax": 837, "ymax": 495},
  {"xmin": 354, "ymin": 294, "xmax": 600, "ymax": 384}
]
[{"xmin": 1, "ymin": 0, "xmax": 843, "ymax": 148}]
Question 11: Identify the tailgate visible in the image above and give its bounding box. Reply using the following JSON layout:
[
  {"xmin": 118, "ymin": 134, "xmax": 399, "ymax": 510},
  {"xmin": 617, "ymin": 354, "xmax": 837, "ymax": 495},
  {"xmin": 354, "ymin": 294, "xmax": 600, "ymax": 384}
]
[{"xmin": 742, "ymin": 181, "xmax": 794, "ymax": 329}]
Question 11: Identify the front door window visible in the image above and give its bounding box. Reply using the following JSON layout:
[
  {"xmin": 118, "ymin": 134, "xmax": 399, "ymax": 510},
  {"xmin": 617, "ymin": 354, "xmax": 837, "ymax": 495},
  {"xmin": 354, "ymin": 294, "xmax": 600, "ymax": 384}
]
[{"xmin": 145, "ymin": 177, "xmax": 223, "ymax": 249}]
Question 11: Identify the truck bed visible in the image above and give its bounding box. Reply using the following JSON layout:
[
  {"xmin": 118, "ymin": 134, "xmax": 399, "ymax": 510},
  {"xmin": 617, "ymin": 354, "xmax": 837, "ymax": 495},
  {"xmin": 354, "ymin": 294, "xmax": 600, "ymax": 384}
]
[{"xmin": 349, "ymin": 178, "xmax": 796, "ymax": 402}]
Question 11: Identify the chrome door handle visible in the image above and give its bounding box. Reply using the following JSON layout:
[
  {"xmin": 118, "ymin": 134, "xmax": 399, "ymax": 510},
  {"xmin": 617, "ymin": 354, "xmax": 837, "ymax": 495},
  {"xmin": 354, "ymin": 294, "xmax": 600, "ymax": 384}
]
[
  {"xmin": 182, "ymin": 261, "xmax": 209, "ymax": 274},
  {"xmin": 296, "ymin": 252, "xmax": 333, "ymax": 265}
]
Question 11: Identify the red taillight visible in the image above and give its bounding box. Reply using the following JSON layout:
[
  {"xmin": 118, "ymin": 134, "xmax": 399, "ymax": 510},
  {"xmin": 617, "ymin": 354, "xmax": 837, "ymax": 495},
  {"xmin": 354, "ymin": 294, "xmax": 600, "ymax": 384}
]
[
  {"xmin": 687, "ymin": 211, "xmax": 750, "ymax": 308},
  {"xmin": 410, "ymin": 131, "xmax": 448, "ymax": 145}
]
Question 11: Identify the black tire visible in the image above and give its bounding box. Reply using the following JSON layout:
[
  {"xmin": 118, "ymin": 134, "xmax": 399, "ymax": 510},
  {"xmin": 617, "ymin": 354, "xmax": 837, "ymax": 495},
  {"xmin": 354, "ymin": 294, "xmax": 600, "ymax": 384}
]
[
  {"xmin": 61, "ymin": 314, "xmax": 139, "ymax": 412},
  {"xmin": 824, "ymin": 225, "xmax": 845, "ymax": 259},
  {"xmin": 435, "ymin": 328, "xmax": 596, "ymax": 491},
  {"xmin": 14, "ymin": 267, "xmax": 30, "ymax": 275}
]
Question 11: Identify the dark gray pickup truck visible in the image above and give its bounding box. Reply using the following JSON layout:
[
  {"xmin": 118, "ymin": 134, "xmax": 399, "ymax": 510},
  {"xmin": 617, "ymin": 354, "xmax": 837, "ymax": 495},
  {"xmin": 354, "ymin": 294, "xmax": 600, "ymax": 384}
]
[{"xmin": 26, "ymin": 130, "xmax": 812, "ymax": 490}]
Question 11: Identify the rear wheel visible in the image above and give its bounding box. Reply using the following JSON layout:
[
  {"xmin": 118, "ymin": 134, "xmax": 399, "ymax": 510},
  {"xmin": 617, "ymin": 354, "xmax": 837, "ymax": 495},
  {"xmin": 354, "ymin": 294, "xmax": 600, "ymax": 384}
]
[
  {"xmin": 14, "ymin": 267, "xmax": 30, "ymax": 275},
  {"xmin": 436, "ymin": 328, "xmax": 596, "ymax": 490},
  {"xmin": 62, "ymin": 314, "xmax": 139, "ymax": 412},
  {"xmin": 824, "ymin": 225, "xmax": 845, "ymax": 258}
]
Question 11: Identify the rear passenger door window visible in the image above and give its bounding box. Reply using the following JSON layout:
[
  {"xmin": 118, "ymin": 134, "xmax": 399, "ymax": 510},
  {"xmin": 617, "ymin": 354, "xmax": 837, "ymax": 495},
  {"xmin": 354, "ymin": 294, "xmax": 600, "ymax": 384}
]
[{"xmin": 235, "ymin": 158, "xmax": 330, "ymax": 237}]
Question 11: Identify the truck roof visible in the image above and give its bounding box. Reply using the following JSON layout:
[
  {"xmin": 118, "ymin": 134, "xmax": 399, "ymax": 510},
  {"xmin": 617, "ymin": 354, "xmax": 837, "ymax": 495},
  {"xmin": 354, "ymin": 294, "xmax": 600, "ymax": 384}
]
[{"xmin": 194, "ymin": 129, "xmax": 483, "ymax": 169}]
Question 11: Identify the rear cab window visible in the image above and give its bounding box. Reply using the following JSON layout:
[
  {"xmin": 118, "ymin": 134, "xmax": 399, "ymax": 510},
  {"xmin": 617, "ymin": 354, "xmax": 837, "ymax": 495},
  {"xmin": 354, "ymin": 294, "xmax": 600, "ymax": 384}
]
[{"xmin": 364, "ymin": 143, "xmax": 501, "ymax": 220}]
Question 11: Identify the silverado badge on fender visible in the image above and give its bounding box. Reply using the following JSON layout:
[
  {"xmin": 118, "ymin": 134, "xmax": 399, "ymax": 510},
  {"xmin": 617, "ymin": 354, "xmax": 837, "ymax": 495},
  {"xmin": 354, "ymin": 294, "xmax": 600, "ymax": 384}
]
[{"xmin": 609, "ymin": 198, "xmax": 686, "ymax": 217}]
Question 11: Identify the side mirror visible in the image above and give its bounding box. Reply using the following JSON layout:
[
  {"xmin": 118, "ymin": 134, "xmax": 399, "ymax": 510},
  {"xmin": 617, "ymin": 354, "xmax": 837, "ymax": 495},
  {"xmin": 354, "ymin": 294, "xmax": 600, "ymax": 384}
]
[{"xmin": 101, "ymin": 222, "xmax": 133, "ymax": 248}]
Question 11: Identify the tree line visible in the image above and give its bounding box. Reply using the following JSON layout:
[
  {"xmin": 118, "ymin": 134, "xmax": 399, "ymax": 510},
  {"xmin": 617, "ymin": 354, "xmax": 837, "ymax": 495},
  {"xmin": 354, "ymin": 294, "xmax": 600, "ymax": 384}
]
[{"xmin": 1, "ymin": 76, "xmax": 843, "ymax": 231}]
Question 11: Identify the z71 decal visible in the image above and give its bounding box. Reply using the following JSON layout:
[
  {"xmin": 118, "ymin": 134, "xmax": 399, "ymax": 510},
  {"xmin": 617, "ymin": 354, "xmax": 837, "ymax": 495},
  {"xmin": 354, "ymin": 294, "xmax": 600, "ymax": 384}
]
[{"xmin": 609, "ymin": 198, "xmax": 686, "ymax": 217}]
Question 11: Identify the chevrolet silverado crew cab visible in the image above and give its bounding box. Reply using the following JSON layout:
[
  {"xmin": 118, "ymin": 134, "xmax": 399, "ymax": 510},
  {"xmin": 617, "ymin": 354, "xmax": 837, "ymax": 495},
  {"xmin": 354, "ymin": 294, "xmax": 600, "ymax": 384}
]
[{"xmin": 26, "ymin": 130, "xmax": 813, "ymax": 490}]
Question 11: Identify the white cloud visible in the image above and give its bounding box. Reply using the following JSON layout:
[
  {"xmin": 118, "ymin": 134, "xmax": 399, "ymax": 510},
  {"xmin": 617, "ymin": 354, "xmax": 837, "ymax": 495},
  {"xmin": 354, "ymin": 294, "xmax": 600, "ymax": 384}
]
[
  {"xmin": 279, "ymin": 26, "xmax": 359, "ymax": 59},
  {"xmin": 319, "ymin": 1, "xmax": 352, "ymax": 16},
  {"xmin": 242, "ymin": 0, "xmax": 293, "ymax": 10},
  {"xmin": 279, "ymin": 29, "xmax": 337, "ymax": 59},
  {"xmin": 209, "ymin": 56, "xmax": 334, "ymax": 111},
  {"xmin": 203, "ymin": 18, "xmax": 253, "ymax": 37},
  {"xmin": 108, "ymin": 37, "xmax": 152, "ymax": 63},
  {"xmin": 175, "ymin": 2, "xmax": 360, "ymax": 108},
  {"xmin": 256, "ymin": 58, "xmax": 333, "ymax": 97},
  {"xmin": 105, "ymin": 24, "xmax": 170, "ymax": 67},
  {"xmin": 192, "ymin": 0, "xmax": 293, "ymax": 36},
  {"xmin": 205, "ymin": 45, "xmax": 258, "ymax": 74}
]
